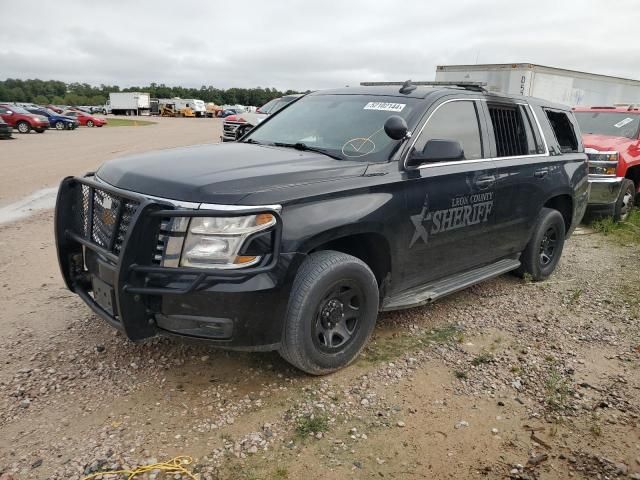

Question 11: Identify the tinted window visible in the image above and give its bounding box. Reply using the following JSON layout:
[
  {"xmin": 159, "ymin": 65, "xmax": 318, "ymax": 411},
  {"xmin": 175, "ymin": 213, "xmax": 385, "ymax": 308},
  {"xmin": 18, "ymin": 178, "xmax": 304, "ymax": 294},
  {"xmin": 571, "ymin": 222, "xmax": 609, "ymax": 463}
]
[
  {"xmin": 414, "ymin": 100, "xmax": 483, "ymax": 160},
  {"xmin": 545, "ymin": 110, "xmax": 579, "ymax": 153},
  {"xmin": 488, "ymin": 104, "xmax": 542, "ymax": 157}
]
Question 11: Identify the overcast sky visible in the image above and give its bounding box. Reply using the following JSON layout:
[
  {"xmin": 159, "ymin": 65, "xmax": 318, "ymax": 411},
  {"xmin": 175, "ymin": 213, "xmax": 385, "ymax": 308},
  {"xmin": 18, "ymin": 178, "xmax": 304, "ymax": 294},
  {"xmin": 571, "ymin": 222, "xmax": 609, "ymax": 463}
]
[{"xmin": 1, "ymin": 0, "xmax": 638, "ymax": 91}]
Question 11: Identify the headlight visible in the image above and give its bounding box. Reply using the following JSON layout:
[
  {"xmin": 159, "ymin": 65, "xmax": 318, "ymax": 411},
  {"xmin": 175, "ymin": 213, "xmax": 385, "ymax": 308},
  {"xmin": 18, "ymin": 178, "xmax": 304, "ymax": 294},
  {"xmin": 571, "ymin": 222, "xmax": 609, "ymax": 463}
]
[
  {"xmin": 180, "ymin": 213, "xmax": 276, "ymax": 268},
  {"xmin": 586, "ymin": 149, "xmax": 618, "ymax": 176}
]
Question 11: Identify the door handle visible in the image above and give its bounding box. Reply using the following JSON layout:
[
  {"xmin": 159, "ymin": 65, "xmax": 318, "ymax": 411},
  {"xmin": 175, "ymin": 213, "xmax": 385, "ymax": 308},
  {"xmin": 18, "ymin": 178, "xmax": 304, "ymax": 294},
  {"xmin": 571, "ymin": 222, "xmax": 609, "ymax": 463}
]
[
  {"xmin": 474, "ymin": 175, "xmax": 496, "ymax": 189},
  {"xmin": 534, "ymin": 167, "xmax": 549, "ymax": 178}
]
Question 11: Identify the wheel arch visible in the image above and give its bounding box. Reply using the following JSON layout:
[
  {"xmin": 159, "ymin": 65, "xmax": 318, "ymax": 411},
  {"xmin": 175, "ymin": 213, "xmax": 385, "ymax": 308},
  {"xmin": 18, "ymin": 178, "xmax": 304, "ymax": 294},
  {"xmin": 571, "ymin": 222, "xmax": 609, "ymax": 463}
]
[
  {"xmin": 625, "ymin": 163, "xmax": 640, "ymax": 192},
  {"xmin": 543, "ymin": 193, "xmax": 573, "ymax": 233},
  {"xmin": 300, "ymin": 226, "xmax": 392, "ymax": 291}
]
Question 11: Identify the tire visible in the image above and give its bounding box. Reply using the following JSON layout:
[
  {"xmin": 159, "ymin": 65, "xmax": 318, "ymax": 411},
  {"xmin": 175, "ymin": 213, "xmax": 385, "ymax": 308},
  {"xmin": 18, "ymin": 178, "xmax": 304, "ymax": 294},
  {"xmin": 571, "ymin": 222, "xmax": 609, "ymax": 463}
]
[
  {"xmin": 55, "ymin": 121, "xmax": 65, "ymax": 130},
  {"xmin": 279, "ymin": 251, "xmax": 379, "ymax": 375},
  {"xmin": 515, "ymin": 208, "xmax": 566, "ymax": 281},
  {"xmin": 86, "ymin": 120, "xmax": 94, "ymax": 127},
  {"xmin": 17, "ymin": 121, "xmax": 31, "ymax": 134},
  {"xmin": 613, "ymin": 179, "xmax": 635, "ymax": 222}
]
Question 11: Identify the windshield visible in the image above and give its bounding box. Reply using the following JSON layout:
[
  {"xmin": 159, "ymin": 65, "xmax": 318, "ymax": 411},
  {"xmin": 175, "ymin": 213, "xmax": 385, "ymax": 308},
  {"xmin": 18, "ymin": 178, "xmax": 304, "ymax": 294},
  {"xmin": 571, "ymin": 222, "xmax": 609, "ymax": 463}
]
[
  {"xmin": 10, "ymin": 106, "xmax": 30, "ymax": 114},
  {"xmin": 245, "ymin": 94, "xmax": 423, "ymax": 162},
  {"xmin": 45, "ymin": 109, "xmax": 59, "ymax": 116},
  {"xmin": 575, "ymin": 111, "xmax": 640, "ymax": 140},
  {"xmin": 258, "ymin": 99, "xmax": 278, "ymax": 114}
]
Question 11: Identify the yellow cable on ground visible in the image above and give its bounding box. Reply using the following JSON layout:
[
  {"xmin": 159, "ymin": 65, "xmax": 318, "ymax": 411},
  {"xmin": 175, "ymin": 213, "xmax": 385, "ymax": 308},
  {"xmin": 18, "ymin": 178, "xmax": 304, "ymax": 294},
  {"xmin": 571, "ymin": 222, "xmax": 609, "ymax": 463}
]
[{"xmin": 81, "ymin": 455, "xmax": 198, "ymax": 480}]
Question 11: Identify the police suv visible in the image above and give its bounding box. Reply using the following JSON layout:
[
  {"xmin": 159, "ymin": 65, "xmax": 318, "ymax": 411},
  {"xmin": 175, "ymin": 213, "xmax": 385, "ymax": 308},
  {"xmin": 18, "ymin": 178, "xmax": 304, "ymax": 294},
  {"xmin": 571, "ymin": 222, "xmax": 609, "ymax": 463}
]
[{"xmin": 55, "ymin": 81, "xmax": 589, "ymax": 374}]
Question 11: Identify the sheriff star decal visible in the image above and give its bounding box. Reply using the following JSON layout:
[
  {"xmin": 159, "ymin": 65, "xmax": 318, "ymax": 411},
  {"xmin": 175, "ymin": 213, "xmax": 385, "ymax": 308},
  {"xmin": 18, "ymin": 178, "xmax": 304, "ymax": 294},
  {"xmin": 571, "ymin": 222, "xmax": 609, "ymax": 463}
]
[{"xmin": 409, "ymin": 192, "xmax": 495, "ymax": 247}]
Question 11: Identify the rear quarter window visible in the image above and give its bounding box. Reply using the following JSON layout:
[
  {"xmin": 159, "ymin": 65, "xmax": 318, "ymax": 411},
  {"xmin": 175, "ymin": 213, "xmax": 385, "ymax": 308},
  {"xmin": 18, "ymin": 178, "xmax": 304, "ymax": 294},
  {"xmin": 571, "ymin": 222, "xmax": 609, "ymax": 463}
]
[{"xmin": 544, "ymin": 109, "xmax": 579, "ymax": 153}]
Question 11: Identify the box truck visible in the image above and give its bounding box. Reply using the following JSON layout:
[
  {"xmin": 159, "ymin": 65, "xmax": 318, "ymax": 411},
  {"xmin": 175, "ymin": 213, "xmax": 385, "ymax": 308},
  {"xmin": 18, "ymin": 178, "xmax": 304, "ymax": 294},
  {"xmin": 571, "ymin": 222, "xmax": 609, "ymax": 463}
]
[
  {"xmin": 435, "ymin": 63, "xmax": 640, "ymax": 106},
  {"xmin": 104, "ymin": 92, "xmax": 151, "ymax": 116}
]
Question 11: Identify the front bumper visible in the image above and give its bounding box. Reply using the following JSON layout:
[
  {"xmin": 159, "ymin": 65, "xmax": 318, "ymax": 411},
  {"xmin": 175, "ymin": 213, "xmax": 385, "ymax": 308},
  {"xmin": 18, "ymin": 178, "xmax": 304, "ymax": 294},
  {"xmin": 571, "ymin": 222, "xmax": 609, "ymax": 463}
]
[
  {"xmin": 55, "ymin": 175, "xmax": 301, "ymax": 350},
  {"xmin": 586, "ymin": 176, "xmax": 624, "ymax": 216}
]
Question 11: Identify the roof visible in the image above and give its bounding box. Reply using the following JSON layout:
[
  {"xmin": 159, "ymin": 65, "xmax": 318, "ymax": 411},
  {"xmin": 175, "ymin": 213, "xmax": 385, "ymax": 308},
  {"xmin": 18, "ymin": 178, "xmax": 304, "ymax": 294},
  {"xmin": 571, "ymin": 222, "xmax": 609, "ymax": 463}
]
[{"xmin": 311, "ymin": 85, "xmax": 472, "ymax": 99}]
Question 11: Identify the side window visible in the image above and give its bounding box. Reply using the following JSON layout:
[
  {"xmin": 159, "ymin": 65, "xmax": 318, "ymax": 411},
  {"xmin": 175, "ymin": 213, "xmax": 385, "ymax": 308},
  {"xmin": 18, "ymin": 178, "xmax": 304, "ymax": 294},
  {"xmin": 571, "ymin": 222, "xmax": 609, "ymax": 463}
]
[
  {"xmin": 487, "ymin": 104, "xmax": 542, "ymax": 157},
  {"xmin": 544, "ymin": 109, "xmax": 579, "ymax": 153},
  {"xmin": 0, "ymin": 107, "xmax": 6, "ymax": 114},
  {"xmin": 414, "ymin": 100, "xmax": 483, "ymax": 160}
]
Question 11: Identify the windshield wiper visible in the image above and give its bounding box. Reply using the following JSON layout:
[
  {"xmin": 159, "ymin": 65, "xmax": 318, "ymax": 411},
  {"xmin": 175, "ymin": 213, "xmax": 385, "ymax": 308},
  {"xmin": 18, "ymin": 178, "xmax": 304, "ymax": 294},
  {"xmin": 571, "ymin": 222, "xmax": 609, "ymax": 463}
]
[
  {"xmin": 243, "ymin": 138, "xmax": 263, "ymax": 145},
  {"xmin": 273, "ymin": 142, "xmax": 343, "ymax": 160}
]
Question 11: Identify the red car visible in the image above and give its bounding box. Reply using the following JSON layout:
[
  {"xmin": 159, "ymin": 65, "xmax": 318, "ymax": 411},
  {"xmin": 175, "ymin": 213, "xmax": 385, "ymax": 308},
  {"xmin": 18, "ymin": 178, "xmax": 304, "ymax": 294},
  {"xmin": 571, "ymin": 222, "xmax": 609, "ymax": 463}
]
[
  {"xmin": 0, "ymin": 104, "xmax": 50, "ymax": 133},
  {"xmin": 574, "ymin": 105, "xmax": 640, "ymax": 221},
  {"xmin": 62, "ymin": 110, "xmax": 107, "ymax": 127}
]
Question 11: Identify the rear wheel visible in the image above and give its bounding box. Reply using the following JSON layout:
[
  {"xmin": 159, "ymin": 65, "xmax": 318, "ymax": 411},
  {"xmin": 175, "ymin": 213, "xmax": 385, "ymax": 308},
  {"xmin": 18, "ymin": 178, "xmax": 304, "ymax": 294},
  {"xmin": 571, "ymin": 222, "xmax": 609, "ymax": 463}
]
[
  {"xmin": 614, "ymin": 179, "xmax": 635, "ymax": 222},
  {"xmin": 86, "ymin": 120, "xmax": 94, "ymax": 127},
  {"xmin": 280, "ymin": 251, "xmax": 379, "ymax": 375},
  {"xmin": 17, "ymin": 121, "xmax": 31, "ymax": 134},
  {"xmin": 515, "ymin": 208, "xmax": 566, "ymax": 281},
  {"xmin": 55, "ymin": 121, "xmax": 65, "ymax": 130}
]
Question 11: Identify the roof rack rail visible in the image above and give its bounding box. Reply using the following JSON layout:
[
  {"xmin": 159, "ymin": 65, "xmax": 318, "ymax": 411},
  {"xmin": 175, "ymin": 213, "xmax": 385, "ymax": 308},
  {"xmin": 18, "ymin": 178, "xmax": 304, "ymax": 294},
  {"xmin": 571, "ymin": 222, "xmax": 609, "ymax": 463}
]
[{"xmin": 360, "ymin": 80, "xmax": 487, "ymax": 93}]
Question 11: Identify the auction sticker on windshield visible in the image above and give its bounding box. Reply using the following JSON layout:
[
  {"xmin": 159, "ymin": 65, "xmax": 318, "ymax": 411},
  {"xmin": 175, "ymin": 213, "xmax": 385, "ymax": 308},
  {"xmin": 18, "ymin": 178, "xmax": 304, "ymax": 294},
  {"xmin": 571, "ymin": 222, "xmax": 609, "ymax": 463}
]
[
  {"xmin": 614, "ymin": 117, "xmax": 634, "ymax": 128},
  {"xmin": 364, "ymin": 102, "xmax": 406, "ymax": 112}
]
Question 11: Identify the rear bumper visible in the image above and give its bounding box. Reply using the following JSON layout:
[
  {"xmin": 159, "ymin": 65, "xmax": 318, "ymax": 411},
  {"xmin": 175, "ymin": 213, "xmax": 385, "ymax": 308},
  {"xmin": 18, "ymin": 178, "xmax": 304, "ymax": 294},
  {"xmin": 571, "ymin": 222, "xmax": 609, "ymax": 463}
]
[
  {"xmin": 586, "ymin": 176, "xmax": 624, "ymax": 216},
  {"xmin": 55, "ymin": 175, "xmax": 301, "ymax": 350}
]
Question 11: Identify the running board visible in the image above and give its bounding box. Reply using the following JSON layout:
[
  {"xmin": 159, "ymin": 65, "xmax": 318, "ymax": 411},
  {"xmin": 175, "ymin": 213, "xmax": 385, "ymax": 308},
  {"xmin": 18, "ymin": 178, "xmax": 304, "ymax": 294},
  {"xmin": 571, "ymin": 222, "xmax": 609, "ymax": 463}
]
[{"xmin": 381, "ymin": 258, "xmax": 520, "ymax": 312}]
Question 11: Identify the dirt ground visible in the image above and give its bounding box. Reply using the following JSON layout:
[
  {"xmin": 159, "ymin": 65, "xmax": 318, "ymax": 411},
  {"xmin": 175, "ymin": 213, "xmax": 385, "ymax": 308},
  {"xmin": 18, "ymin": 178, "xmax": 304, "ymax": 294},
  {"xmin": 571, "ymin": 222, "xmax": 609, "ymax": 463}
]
[{"xmin": 0, "ymin": 120, "xmax": 639, "ymax": 480}]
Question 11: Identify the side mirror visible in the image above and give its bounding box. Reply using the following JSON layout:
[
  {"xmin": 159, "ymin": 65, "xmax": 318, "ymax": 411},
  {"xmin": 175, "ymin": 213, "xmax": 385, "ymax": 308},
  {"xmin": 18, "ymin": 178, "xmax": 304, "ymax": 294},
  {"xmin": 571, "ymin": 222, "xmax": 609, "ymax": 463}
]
[
  {"xmin": 407, "ymin": 139, "xmax": 464, "ymax": 167},
  {"xmin": 384, "ymin": 115, "xmax": 408, "ymax": 140}
]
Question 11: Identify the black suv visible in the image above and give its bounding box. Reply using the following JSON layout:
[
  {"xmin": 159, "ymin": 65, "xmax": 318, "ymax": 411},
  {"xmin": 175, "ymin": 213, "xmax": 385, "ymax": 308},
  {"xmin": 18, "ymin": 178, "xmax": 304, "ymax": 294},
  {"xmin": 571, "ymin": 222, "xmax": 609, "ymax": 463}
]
[{"xmin": 55, "ymin": 82, "xmax": 589, "ymax": 374}]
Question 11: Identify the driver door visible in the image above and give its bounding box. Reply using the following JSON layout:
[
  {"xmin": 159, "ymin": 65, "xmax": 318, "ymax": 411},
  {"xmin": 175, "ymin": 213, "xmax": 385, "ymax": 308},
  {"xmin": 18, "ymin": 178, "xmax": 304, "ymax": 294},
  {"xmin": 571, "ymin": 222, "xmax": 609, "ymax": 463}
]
[{"xmin": 397, "ymin": 98, "xmax": 499, "ymax": 291}]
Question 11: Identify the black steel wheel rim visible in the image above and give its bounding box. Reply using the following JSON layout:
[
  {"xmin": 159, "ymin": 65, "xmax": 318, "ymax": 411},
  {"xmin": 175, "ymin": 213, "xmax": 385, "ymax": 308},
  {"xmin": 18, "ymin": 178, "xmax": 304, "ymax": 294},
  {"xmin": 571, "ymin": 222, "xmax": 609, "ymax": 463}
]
[
  {"xmin": 313, "ymin": 279, "xmax": 363, "ymax": 352},
  {"xmin": 539, "ymin": 226, "xmax": 558, "ymax": 266}
]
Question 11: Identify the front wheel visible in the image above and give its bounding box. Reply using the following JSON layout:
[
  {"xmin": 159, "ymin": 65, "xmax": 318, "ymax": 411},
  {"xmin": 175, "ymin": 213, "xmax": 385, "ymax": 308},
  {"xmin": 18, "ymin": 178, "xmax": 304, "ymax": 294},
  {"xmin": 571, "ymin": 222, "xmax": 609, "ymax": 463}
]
[
  {"xmin": 17, "ymin": 121, "xmax": 31, "ymax": 134},
  {"xmin": 55, "ymin": 121, "xmax": 65, "ymax": 130},
  {"xmin": 614, "ymin": 179, "xmax": 635, "ymax": 222},
  {"xmin": 86, "ymin": 120, "xmax": 94, "ymax": 127},
  {"xmin": 279, "ymin": 251, "xmax": 379, "ymax": 375},
  {"xmin": 515, "ymin": 207, "xmax": 566, "ymax": 281}
]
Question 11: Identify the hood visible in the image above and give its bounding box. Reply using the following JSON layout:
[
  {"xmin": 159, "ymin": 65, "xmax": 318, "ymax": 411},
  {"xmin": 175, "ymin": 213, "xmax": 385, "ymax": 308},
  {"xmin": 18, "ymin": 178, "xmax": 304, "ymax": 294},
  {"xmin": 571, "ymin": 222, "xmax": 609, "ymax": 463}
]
[
  {"xmin": 582, "ymin": 134, "xmax": 637, "ymax": 153},
  {"xmin": 97, "ymin": 142, "xmax": 368, "ymax": 204}
]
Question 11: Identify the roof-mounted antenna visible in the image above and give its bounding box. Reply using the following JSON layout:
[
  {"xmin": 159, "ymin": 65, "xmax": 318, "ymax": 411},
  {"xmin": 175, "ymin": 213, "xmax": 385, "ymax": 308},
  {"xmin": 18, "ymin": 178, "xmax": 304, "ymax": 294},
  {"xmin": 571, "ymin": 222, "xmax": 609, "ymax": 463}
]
[{"xmin": 399, "ymin": 80, "xmax": 416, "ymax": 95}]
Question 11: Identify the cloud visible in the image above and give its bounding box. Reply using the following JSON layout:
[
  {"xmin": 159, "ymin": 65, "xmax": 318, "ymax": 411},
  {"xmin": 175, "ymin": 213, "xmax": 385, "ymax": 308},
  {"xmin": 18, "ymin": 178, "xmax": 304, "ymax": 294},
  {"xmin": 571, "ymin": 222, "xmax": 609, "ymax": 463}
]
[{"xmin": 1, "ymin": 0, "xmax": 638, "ymax": 90}]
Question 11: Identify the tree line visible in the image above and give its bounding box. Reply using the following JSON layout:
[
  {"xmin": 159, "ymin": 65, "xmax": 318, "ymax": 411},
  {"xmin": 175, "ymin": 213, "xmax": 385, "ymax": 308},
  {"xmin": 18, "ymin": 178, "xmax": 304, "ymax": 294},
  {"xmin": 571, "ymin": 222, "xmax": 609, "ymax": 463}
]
[{"xmin": 0, "ymin": 78, "xmax": 304, "ymax": 107}]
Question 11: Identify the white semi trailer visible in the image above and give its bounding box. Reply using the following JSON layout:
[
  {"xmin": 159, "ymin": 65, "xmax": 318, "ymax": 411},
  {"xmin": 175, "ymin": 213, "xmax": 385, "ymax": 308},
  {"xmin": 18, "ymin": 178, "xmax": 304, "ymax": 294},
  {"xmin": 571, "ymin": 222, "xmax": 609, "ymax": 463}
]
[
  {"xmin": 104, "ymin": 92, "xmax": 151, "ymax": 116},
  {"xmin": 435, "ymin": 63, "xmax": 640, "ymax": 106}
]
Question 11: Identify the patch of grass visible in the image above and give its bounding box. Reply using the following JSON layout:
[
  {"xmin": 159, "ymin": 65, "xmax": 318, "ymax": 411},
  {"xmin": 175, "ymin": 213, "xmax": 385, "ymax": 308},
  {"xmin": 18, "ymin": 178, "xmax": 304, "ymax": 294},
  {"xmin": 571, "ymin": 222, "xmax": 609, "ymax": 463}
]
[
  {"xmin": 471, "ymin": 351, "xmax": 494, "ymax": 366},
  {"xmin": 568, "ymin": 288, "xmax": 583, "ymax": 305},
  {"xmin": 590, "ymin": 209, "xmax": 640, "ymax": 245},
  {"xmin": 364, "ymin": 324, "xmax": 463, "ymax": 363},
  {"xmin": 295, "ymin": 413, "xmax": 329, "ymax": 438},
  {"xmin": 454, "ymin": 369, "xmax": 468, "ymax": 380},
  {"xmin": 105, "ymin": 118, "xmax": 156, "ymax": 127},
  {"xmin": 272, "ymin": 466, "xmax": 289, "ymax": 479},
  {"xmin": 544, "ymin": 371, "xmax": 572, "ymax": 412},
  {"xmin": 522, "ymin": 272, "xmax": 534, "ymax": 284}
]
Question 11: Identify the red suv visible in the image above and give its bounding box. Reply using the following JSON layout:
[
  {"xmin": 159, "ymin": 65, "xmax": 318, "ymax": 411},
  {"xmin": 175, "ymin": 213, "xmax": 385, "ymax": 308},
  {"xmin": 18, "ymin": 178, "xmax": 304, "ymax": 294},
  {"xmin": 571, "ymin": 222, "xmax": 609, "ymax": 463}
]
[
  {"xmin": 0, "ymin": 104, "xmax": 50, "ymax": 133},
  {"xmin": 574, "ymin": 106, "xmax": 640, "ymax": 221}
]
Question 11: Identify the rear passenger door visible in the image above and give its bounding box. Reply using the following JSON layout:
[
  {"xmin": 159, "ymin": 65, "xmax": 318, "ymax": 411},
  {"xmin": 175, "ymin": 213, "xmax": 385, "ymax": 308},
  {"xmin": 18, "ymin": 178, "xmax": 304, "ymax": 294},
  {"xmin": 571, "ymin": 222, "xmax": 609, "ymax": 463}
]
[
  {"xmin": 398, "ymin": 98, "xmax": 498, "ymax": 290},
  {"xmin": 481, "ymin": 100, "xmax": 552, "ymax": 258}
]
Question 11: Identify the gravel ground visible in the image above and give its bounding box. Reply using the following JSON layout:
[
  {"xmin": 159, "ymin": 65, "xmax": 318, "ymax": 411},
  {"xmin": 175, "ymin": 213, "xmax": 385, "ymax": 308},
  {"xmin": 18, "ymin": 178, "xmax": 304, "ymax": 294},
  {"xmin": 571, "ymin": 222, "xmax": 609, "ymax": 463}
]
[{"xmin": 0, "ymin": 123, "xmax": 639, "ymax": 479}]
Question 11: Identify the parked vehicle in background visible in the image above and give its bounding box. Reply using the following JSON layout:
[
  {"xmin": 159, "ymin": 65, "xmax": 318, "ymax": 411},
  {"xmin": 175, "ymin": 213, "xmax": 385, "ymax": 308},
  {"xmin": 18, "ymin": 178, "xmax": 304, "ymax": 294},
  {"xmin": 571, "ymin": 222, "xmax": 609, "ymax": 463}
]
[
  {"xmin": 219, "ymin": 108, "xmax": 244, "ymax": 118},
  {"xmin": 54, "ymin": 81, "xmax": 588, "ymax": 374},
  {"xmin": 205, "ymin": 103, "xmax": 222, "ymax": 118},
  {"xmin": 435, "ymin": 63, "xmax": 640, "ymax": 106},
  {"xmin": 574, "ymin": 105, "xmax": 640, "ymax": 221},
  {"xmin": 0, "ymin": 104, "xmax": 50, "ymax": 133},
  {"xmin": 63, "ymin": 110, "xmax": 107, "ymax": 127},
  {"xmin": 47, "ymin": 105, "xmax": 67, "ymax": 114},
  {"xmin": 0, "ymin": 117, "xmax": 12, "ymax": 139},
  {"xmin": 25, "ymin": 107, "xmax": 79, "ymax": 130},
  {"xmin": 160, "ymin": 98, "xmax": 206, "ymax": 117},
  {"xmin": 222, "ymin": 94, "xmax": 302, "ymax": 141},
  {"xmin": 104, "ymin": 92, "xmax": 151, "ymax": 115}
]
